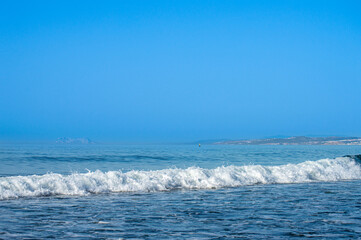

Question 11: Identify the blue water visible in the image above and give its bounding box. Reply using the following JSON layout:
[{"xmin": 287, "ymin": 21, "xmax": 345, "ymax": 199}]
[{"xmin": 1, "ymin": 144, "xmax": 361, "ymax": 239}]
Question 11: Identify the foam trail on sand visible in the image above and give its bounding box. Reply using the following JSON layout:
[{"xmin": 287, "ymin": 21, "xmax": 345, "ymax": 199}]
[{"xmin": 1, "ymin": 156, "xmax": 361, "ymax": 199}]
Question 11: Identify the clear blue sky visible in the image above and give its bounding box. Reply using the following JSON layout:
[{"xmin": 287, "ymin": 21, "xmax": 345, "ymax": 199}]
[{"xmin": 1, "ymin": 0, "xmax": 361, "ymax": 142}]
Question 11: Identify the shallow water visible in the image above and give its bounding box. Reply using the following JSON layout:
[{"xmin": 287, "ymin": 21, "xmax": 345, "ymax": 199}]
[{"xmin": 1, "ymin": 144, "xmax": 361, "ymax": 239}]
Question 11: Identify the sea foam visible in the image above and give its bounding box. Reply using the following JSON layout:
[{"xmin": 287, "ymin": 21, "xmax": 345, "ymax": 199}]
[{"xmin": 1, "ymin": 156, "xmax": 360, "ymax": 199}]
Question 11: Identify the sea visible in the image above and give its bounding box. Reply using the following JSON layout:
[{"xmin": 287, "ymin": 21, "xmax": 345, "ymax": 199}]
[{"xmin": 1, "ymin": 144, "xmax": 361, "ymax": 239}]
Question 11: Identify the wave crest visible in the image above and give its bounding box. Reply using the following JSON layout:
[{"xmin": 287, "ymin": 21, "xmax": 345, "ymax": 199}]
[{"xmin": 1, "ymin": 157, "xmax": 361, "ymax": 199}]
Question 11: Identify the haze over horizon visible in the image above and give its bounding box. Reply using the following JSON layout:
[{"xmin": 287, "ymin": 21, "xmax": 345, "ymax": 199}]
[{"xmin": 1, "ymin": 1, "xmax": 361, "ymax": 142}]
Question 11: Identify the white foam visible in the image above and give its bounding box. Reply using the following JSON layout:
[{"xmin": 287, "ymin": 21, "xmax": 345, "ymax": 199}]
[{"xmin": 1, "ymin": 157, "xmax": 360, "ymax": 199}]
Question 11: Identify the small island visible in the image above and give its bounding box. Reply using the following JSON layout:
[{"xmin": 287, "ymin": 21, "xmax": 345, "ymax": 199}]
[{"xmin": 214, "ymin": 136, "xmax": 361, "ymax": 145}]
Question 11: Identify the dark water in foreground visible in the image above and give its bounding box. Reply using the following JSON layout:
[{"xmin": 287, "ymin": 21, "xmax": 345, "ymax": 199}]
[{"xmin": 1, "ymin": 144, "xmax": 361, "ymax": 239}]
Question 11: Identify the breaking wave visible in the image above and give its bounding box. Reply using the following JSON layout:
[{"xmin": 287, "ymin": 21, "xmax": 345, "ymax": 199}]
[{"xmin": 1, "ymin": 156, "xmax": 361, "ymax": 200}]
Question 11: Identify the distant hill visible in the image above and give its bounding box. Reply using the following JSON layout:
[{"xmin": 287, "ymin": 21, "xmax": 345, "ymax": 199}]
[
  {"xmin": 56, "ymin": 137, "xmax": 94, "ymax": 144},
  {"xmin": 214, "ymin": 136, "xmax": 361, "ymax": 145}
]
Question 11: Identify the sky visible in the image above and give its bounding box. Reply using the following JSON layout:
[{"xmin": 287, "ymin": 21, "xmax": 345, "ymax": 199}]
[{"xmin": 1, "ymin": 0, "xmax": 361, "ymax": 142}]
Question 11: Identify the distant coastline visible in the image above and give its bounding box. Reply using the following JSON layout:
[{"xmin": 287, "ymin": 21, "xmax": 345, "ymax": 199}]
[
  {"xmin": 56, "ymin": 137, "xmax": 94, "ymax": 144},
  {"xmin": 214, "ymin": 136, "xmax": 361, "ymax": 145}
]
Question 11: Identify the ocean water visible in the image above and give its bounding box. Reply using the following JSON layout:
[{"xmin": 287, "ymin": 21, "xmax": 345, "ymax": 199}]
[{"xmin": 1, "ymin": 144, "xmax": 361, "ymax": 239}]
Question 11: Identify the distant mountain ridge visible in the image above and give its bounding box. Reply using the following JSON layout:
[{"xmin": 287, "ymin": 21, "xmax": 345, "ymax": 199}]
[
  {"xmin": 56, "ymin": 137, "xmax": 94, "ymax": 144},
  {"xmin": 215, "ymin": 136, "xmax": 361, "ymax": 145}
]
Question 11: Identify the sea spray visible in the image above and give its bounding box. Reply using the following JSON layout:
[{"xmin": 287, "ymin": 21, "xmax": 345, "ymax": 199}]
[{"xmin": 1, "ymin": 156, "xmax": 361, "ymax": 200}]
